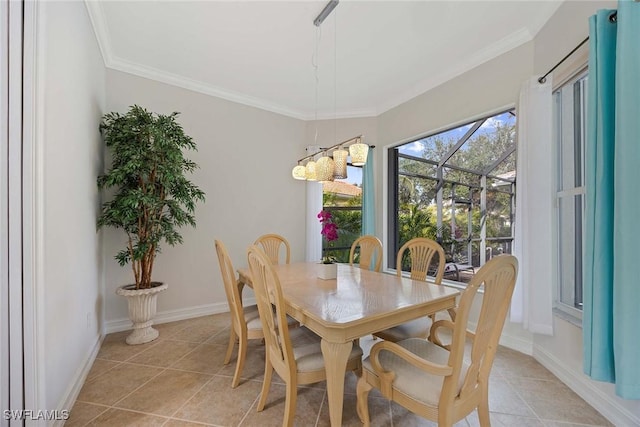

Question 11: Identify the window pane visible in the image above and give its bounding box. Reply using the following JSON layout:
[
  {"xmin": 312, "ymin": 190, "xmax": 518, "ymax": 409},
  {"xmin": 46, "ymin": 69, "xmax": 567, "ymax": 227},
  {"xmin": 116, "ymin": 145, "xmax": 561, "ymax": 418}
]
[
  {"xmin": 554, "ymin": 71, "xmax": 586, "ymax": 314},
  {"xmin": 489, "ymin": 151, "xmax": 516, "ymax": 177},
  {"xmin": 442, "ymin": 167, "xmax": 481, "ymax": 186},
  {"xmin": 404, "ymin": 125, "xmax": 472, "ymax": 163},
  {"xmin": 389, "ymin": 108, "xmax": 516, "ymax": 283},
  {"xmin": 446, "ymin": 112, "xmax": 516, "ymax": 173},
  {"xmin": 398, "ymin": 175, "xmax": 437, "ymax": 208},
  {"xmin": 322, "ymin": 165, "xmax": 362, "ymax": 262},
  {"xmin": 487, "ymin": 190, "xmax": 512, "ymax": 238},
  {"xmin": 398, "ymin": 156, "xmax": 437, "ymax": 177},
  {"xmin": 558, "ymin": 194, "xmax": 583, "ymax": 309}
]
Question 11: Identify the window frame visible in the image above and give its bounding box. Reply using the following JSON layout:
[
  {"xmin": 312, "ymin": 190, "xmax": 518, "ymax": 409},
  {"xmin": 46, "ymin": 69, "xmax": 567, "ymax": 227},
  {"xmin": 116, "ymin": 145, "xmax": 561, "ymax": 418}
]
[
  {"xmin": 553, "ymin": 69, "xmax": 588, "ymax": 321},
  {"xmin": 386, "ymin": 109, "xmax": 516, "ymax": 282}
]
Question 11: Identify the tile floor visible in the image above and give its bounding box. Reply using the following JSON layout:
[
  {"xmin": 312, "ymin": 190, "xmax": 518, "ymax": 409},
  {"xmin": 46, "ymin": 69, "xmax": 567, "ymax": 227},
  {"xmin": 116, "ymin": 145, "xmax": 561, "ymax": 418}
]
[{"xmin": 68, "ymin": 313, "xmax": 612, "ymax": 427}]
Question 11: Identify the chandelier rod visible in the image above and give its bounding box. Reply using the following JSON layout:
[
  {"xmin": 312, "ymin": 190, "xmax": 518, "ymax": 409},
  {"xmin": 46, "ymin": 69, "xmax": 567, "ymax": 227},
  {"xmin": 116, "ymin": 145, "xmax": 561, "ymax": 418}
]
[
  {"xmin": 298, "ymin": 135, "xmax": 363, "ymax": 164},
  {"xmin": 314, "ymin": 0, "xmax": 339, "ymax": 27}
]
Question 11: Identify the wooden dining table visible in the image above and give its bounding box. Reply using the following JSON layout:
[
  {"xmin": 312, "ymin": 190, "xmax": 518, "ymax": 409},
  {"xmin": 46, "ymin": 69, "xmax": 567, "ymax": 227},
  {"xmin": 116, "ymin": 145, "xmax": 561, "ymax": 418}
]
[{"xmin": 237, "ymin": 262, "xmax": 459, "ymax": 427}]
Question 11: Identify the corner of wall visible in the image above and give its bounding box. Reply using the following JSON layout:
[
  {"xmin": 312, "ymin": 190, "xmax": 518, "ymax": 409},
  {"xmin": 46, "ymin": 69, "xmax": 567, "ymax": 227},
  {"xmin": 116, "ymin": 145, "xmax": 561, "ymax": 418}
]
[{"xmin": 533, "ymin": 343, "xmax": 640, "ymax": 427}]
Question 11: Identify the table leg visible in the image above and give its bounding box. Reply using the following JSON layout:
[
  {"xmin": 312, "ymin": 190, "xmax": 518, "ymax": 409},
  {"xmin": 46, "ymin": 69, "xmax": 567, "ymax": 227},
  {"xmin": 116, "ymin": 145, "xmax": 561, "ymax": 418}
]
[{"xmin": 320, "ymin": 339, "xmax": 352, "ymax": 427}]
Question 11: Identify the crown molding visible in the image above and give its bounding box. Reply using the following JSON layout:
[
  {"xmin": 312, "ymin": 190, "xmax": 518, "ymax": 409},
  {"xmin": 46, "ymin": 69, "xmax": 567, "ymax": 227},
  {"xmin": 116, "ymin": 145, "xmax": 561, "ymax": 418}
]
[
  {"xmin": 86, "ymin": 0, "xmax": 533, "ymax": 122},
  {"xmin": 375, "ymin": 27, "xmax": 534, "ymax": 115},
  {"xmin": 109, "ymin": 56, "xmax": 316, "ymax": 120},
  {"xmin": 107, "ymin": 55, "xmax": 378, "ymax": 121}
]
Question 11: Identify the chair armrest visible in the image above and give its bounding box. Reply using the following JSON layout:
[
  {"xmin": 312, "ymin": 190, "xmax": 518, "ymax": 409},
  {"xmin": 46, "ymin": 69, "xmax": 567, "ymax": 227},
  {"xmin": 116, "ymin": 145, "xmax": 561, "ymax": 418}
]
[
  {"xmin": 429, "ymin": 319, "xmax": 475, "ymax": 350},
  {"xmin": 429, "ymin": 319, "xmax": 454, "ymax": 349},
  {"xmin": 369, "ymin": 340, "xmax": 453, "ymax": 397}
]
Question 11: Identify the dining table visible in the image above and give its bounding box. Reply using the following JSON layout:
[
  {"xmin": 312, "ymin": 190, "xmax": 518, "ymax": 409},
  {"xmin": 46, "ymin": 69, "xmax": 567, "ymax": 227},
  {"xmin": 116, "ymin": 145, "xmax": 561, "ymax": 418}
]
[{"xmin": 237, "ymin": 261, "xmax": 459, "ymax": 427}]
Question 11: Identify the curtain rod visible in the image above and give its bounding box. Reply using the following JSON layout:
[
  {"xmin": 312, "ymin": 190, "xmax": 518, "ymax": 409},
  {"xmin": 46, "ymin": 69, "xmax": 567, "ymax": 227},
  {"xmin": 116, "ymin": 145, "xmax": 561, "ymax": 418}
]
[
  {"xmin": 538, "ymin": 37, "xmax": 589, "ymax": 84},
  {"xmin": 538, "ymin": 11, "xmax": 617, "ymax": 84}
]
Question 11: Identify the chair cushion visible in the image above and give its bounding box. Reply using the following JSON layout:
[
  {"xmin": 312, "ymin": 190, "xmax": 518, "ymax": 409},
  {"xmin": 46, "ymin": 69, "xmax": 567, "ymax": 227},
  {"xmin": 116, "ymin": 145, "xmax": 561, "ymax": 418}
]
[
  {"xmin": 244, "ymin": 305, "xmax": 298, "ymax": 331},
  {"xmin": 243, "ymin": 305, "xmax": 262, "ymax": 331},
  {"xmin": 362, "ymin": 338, "xmax": 468, "ymax": 406},
  {"xmin": 374, "ymin": 317, "xmax": 432, "ymax": 342},
  {"xmin": 292, "ymin": 331, "xmax": 363, "ymax": 374}
]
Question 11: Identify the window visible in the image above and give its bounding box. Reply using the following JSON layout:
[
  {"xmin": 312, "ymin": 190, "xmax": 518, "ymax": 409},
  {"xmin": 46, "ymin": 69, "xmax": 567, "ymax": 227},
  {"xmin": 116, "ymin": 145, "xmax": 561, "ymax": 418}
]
[
  {"xmin": 388, "ymin": 110, "xmax": 516, "ymax": 282},
  {"xmin": 554, "ymin": 71, "xmax": 587, "ymax": 316},
  {"xmin": 321, "ymin": 165, "xmax": 362, "ymax": 262}
]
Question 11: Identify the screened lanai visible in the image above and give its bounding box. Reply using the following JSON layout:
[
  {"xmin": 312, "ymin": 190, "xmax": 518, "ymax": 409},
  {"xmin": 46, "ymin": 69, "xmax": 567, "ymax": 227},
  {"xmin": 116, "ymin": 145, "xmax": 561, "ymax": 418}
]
[{"xmin": 388, "ymin": 109, "xmax": 516, "ymax": 282}]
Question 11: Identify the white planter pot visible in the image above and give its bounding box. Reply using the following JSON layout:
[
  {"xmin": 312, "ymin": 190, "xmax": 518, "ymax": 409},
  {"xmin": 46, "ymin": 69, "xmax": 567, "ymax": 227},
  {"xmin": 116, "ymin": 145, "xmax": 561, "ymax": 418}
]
[
  {"xmin": 116, "ymin": 282, "xmax": 168, "ymax": 345},
  {"xmin": 318, "ymin": 263, "xmax": 337, "ymax": 280}
]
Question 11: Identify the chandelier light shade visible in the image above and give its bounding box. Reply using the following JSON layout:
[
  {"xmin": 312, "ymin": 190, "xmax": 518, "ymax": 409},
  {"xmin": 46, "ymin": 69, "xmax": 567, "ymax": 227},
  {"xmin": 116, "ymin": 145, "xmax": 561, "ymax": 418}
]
[
  {"xmin": 291, "ymin": 135, "xmax": 370, "ymax": 181},
  {"xmin": 349, "ymin": 139, "xmax": 369, "ymax": 166},
  {"xmin": 305, "ymin": 160, "xmax": 318, "ymax": 181},
  {"xmin": 332, "ymin": 147, "xmax": 348, "ymax": 179},
  {"xmin": 316, "ymin": 156, "xmax": 335, "ymax": 182},
  {"xmin": 292, "ymin": 164, "xmax": 306, "ymax": 180}
]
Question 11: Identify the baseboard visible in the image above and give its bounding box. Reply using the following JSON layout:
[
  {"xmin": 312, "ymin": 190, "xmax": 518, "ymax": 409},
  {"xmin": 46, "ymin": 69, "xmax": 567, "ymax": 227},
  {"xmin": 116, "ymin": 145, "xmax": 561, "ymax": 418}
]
[
  {"xmin": 468, "ymin": 321, "xmax": 534, "ymax": 355},
  {"xmin": 497, "ymin": 331, "xmax": 533, "ymax": 355},
  {"xmin": 533, "ymin": 344, "xmax": 640, "ymax": 427},
  {"xmin": 104, "ymin": 298, "xmax": 256, "ymax": 334},
  {"xmin": 53, "ymin": 334, "xmax": 103, "ymax": 427}
]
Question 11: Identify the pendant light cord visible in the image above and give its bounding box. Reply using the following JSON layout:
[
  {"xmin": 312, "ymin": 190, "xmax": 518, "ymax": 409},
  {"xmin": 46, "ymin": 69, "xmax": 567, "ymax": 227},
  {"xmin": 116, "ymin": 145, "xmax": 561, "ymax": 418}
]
[
  {"xmin": 313, "ymin": 26, "xmax": 321, "ymax": 152},
  {"xmin": 333, "ymin": 8, "xmax": 337, "ymax": 148}
]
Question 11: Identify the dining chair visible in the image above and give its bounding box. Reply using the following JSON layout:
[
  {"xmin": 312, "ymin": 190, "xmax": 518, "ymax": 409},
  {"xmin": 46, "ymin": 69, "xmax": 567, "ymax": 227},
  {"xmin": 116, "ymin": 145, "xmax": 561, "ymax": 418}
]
[
  {"xmin": 356, "ymin": 255, "xmax": 518, "ymax": 427},
  {"xmin": 214, "ymin": 239, "xmax": 265, "ymax": 388},
  {"xmin": 247, "ymin": 245, "xmax": 363, "ymax": 427},
  {"xmin": 349, "ymin": 235, "xmax": 383, "ymax": 272},
  {"xmin": 254, "ymin": 233, "xmax": 291, "ymax": 265},
  {"xmin": 373, "ymin": 237, "xmax": 450, "ymax": 342}
]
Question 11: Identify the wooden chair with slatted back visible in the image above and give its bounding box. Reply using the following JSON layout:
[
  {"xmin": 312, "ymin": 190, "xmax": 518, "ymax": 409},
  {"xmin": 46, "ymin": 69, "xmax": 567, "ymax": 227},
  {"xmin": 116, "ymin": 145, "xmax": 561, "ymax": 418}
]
[
  {"xmin": 254, "ymin": 233, "xmax": 291, "ymax": 265},
  {"xmin": 357, "ymin": 255, "xmax": 518, "ymax": 427},
  {"xmin": 349, "ymin": 235, "xmax": 383, "ymax": 272},
  {"xmin": 215, "ymin": 239, "xmax": 265, "ymax": 388},
  {"xmin": 247, "ymin": 245, "xmax": 363, "ymax": 427},
  {"xmin": 373, "ymin": 237, "xmax": 452, "ymax": 342}
]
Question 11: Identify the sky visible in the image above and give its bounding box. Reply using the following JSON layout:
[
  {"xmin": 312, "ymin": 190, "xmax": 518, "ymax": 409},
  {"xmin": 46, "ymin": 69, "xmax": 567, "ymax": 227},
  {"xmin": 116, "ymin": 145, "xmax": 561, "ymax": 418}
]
[{"xmin": 398, "ymin": 111, "xmax": 514, "ymax": 158}]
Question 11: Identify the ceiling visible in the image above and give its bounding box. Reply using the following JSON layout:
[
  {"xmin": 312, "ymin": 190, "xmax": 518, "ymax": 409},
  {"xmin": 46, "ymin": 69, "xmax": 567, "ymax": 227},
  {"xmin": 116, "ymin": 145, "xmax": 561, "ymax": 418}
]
[{"xmin": 86, "ymin": 1, "xmax": 563, "ymax": 120}]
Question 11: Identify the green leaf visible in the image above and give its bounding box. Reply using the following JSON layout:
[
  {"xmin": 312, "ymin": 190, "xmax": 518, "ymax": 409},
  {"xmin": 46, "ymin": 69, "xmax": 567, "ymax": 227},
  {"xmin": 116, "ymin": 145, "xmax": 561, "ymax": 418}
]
[{"xmin": 97, "ymin": 105, "xmax": 206, "ymax": 288}]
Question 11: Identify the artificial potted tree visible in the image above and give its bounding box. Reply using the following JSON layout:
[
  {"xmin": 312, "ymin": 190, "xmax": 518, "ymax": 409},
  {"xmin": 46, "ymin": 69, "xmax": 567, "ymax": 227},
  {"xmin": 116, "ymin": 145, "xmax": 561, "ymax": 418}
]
[{"xmin": 97, "ymin": 105, "xmax": 205, "ymax": 345}]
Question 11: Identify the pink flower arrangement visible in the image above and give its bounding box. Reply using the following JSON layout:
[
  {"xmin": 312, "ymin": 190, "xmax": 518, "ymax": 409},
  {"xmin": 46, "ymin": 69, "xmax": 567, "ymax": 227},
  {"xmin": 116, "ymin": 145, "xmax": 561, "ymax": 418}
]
[
  {"xmin": 318, "ymin": 210, "xmax": 338, "ymax": 263},
  {"xmin": 318, "ymin": 210, "xmax": 339, "ymax": 242}
]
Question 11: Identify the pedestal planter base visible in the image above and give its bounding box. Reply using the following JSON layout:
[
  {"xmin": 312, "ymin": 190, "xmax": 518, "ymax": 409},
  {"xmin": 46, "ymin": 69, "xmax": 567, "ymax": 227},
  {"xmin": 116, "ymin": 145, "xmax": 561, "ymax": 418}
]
[{"xmin": 116, "ymin": 282, "xmax": 168, "ymax": 345}]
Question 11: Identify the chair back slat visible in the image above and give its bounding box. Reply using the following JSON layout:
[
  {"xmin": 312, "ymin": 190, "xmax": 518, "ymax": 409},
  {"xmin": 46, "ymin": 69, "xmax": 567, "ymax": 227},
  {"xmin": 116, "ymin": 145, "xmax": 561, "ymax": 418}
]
[
  {"xmin": 349, "ymin": 235, "xmax": 383, "ymax": 272},
  {"xmin": 446, "ymin": 255, "xmax": 518, "ymax": 401},
  {"xmin": 247, "ymin": 245, "xmax": 295, "ymax": 374},
  {"xmin": 215, "ymin": 240, "xmax": 246, "ymax": 337},
  {"xmin": 396, "ymin": 238, "xmax": 445, "ymax": 283},
  {"xmin": 254, "ymin": 234, "xmax": 291, "ymax": 265}
]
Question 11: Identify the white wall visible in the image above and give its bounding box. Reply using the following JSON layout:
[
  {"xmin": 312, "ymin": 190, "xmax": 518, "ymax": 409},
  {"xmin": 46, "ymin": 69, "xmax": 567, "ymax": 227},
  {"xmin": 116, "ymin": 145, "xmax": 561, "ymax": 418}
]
[
  {"xmin": 531, "ymin": 1, "xmax": 640, "ymax": 425},
  {"xmin": 304, "ymin": 117, "xmax": 377, "ymax": 150},
  {"xmin": 38, "ymin": 0, "xmax": 106, "ymax": 411},
  {"xmin": 103, "ymin": 70, "xmax": 307, "ymax": 327}
]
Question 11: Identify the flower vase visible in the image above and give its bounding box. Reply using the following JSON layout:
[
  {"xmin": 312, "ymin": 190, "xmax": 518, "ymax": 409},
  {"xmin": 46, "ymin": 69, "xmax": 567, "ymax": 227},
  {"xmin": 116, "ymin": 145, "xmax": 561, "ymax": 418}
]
[{"xmin": 318, "ymin": 262, "xmax": 337, "ymax": 280}]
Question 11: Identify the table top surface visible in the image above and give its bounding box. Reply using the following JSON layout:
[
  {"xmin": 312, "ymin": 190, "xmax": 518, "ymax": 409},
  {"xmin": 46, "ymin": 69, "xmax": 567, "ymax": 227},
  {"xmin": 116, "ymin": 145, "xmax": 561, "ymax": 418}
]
[{"xmin": 238, "ymin": 262, "xmax": 459, "ymax": 327}]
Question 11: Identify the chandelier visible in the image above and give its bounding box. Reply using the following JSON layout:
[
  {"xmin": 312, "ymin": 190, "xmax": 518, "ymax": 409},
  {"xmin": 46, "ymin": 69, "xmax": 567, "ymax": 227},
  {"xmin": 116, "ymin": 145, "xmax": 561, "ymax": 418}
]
[
  {"xmin": 291, "ymin": 135, "xmax": 368, "ymax": 182},
  {"xmin": 291, "ymin": 0, "xmax": 369, "ymax": 182}
]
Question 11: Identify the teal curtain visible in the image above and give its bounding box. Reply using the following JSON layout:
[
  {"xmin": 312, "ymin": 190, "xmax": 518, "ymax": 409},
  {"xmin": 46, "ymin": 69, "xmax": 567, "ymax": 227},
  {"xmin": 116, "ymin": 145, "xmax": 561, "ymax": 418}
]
[
  {"xmin": 584, "ymin": 1, "xmax": 640, "ymax": 399},
  {"xmin": 361, "ymin": 149, "xmax": 375, "ymax": 236}
]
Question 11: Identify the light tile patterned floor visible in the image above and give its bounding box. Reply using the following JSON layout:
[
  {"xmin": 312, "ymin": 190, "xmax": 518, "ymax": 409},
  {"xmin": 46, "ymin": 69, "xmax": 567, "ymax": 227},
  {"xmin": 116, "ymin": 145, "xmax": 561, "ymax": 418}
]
[{"xmin": 68, "ymin": 313, "xmax": 613, "ymax": 427}]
